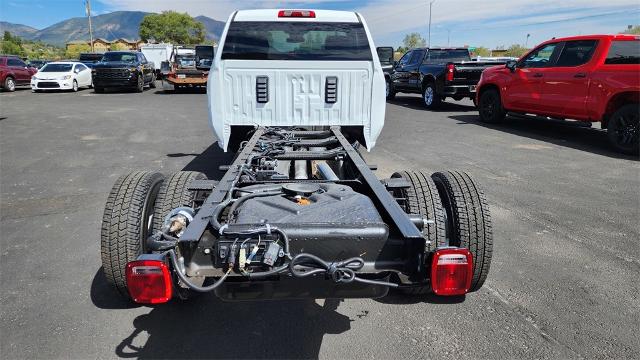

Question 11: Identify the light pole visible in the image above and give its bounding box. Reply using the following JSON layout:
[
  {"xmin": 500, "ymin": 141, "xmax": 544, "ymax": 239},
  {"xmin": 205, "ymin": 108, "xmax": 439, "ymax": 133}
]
[
  {"xmin": 525, "ymin": 33, "xmax": 530, "ymax": 48},
  {"xmin": 447, "ymin": 28, "xmax": 451, "ymax": 46},
  {"xmin": 428, "ymin": 0, "xmax": 436, "ymax": 47},
  {"xmin": 86, "ymin": 0, "xmax": 94, "ymax": 53}
]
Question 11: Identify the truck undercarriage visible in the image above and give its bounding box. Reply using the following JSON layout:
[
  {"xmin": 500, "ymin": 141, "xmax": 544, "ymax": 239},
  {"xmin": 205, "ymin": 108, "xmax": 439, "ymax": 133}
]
[{"xmin": 101, "ymin": 126, "xmax": 493, "ymax": 303}]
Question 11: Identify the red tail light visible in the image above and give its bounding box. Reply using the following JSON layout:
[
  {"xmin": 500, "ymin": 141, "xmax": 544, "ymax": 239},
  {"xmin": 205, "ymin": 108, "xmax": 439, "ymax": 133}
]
[
  {"xmin": 278, "ymin": 10, "xmax": 316, "ymax": 18},
  {"xmin": 446, "ymin": 64, "xmax": 455, "ymax": 82},
  {"xmin": 126, "ymin": 260, "xmax": 172, "ymax": 304},
  {"xmin": 431, "ymin": 248, "xmax": 473, "ymax": 296}
]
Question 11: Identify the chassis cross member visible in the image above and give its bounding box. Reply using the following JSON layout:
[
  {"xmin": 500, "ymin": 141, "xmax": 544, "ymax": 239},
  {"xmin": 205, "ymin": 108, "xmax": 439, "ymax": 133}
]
[{"xmin": 100, "ymin": 126, "xmax": 493, "ymax": 303}]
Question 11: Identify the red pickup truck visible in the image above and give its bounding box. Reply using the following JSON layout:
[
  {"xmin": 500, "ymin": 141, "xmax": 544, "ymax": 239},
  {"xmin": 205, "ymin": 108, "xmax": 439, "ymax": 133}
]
[{"xmin": 476, "ymin": 34, "xmax": 639, "ymax": 154}]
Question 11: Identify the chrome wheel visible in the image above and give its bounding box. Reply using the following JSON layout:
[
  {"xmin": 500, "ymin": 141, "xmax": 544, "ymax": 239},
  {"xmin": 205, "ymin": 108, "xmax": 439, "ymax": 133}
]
[
  {"xmin": 72, "ymin": 80, "xmax": 78, "ymax": 92},
  {"xmin": 6, "ymin": 77, "xmax": 15, "ymax": 92},
  {"xmin": 424, "ymin": 86, "xmax": 434, "ymax": 106}
]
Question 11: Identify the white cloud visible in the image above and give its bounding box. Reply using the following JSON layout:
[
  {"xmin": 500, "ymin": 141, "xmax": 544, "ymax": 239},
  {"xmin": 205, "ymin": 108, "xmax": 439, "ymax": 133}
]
[
  {"xmin": 357, "ymin": 0, "xmax": 639, "ymax": 38},
  {"xmin": 97, "ymin": 0, "xmax": 638, "ymax": 47},
  {"xmin": 98, "ymin": 0, "xmax": 342, "ymax": 21}
]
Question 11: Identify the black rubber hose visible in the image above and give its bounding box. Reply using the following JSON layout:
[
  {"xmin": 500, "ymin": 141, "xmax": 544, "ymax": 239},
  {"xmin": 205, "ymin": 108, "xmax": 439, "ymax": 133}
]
[
  {"xmin": 247, "ymin": 263, "xmax": 289, "ymax": 279},
  {"xmin": 227, "ymin": 190, "xmax": 283, "ymax": 221},
  {"xmin": 210, "ymin": 197, "xmax": 234, "ymax": 231},
  {"xmin": 168, "ymin": 250, "xmax": 230, "ymax": 292},
  {"xmin": 289, "ymin": 253, "xmax": 399, "ymax": 288}
]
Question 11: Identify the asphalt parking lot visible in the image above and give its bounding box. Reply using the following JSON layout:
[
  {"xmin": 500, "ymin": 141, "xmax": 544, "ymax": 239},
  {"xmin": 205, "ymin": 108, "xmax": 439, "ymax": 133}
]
[{"xmin": 1, "ymin": 85, "xmax": 638, "ymax": 359}]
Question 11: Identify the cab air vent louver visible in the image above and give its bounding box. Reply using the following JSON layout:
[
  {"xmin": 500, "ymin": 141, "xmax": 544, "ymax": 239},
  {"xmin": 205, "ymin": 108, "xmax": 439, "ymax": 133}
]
[
  {"xmin": 325, "ymin": 76, "xmax": 338, "ymax": 104},
  {"xmin": 256, "ymin": 76, "xmax": 269, "ymax": 103}
]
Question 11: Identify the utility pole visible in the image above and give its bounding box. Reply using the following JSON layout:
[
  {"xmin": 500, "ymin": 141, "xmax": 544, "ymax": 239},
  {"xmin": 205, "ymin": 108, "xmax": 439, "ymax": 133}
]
[
  {"xmin": 447, "ymin": 29, "xmax": 451, "ymax": 46},
  {"xmin": 86, "ymin": 0, "xmax": 94, "ymax": 53},
  {"xmin": 525, "ymin": 33, "xmax": 530, "ymax": 48},
  {"xmin": 428, "ymin": 0, "xmax": 436, "ymax": 47}
]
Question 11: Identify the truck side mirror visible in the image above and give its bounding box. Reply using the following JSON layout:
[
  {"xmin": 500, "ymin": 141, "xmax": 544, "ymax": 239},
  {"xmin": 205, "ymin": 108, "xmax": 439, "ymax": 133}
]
[{"xmin": 505, "ymin": 60, "xmax": 517, "ymax": 73}]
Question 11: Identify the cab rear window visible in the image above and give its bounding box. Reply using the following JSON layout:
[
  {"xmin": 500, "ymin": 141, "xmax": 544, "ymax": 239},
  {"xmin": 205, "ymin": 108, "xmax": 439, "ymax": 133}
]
[
  {"xmin": 605, "ymin": 40, "xmax": 640, "ymax": 64},
  {"xmin": 221, "ymin": 21, "xmax": 372, "ymax": 61}
]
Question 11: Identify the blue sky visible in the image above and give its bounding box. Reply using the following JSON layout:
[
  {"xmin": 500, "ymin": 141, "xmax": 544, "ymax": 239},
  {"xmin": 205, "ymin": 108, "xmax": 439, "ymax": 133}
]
[{"xmin": 1, "ymin": 0, "xmax": 638, "ymax": 48}]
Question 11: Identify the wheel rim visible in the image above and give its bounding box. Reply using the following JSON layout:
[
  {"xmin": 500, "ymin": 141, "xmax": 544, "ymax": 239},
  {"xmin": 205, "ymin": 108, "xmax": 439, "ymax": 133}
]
[
  {"xmin": 73, "ymin": 81, "xmax": 78, "ymax": 91},
  {"xmin": 612, "ymin": 111, "xmax": 639, "ymax": 149},
  {"xmin": 7, "ymin": 78, "xmax": 15, "ymax": 91},
  {"xmin": 481, "ymin": 94, "xmax": 495, "ymax": 118},
  {"xmin": 424, "ymin": 86, "xmax": 434, "ymax": 106},
  {"xmin": 138, "ymin": 76, "xmax": 143, "ymax": 89},
  {"xmin": 385, "ymin": 81, "xmax": 389, "ymax": 97}
]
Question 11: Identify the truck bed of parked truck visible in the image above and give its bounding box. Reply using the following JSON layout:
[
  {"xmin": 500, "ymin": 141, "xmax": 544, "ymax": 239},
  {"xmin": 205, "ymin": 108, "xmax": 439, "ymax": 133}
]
[{"xmin": 386, "ymin": 47, "xmax": 506, "ymax": 108}]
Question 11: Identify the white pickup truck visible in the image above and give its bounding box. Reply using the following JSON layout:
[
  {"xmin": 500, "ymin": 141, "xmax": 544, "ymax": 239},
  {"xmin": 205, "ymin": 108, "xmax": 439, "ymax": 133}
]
[
  {"xmin": 207, "ymin": 9, "xmax": 387, "ymax": 151},
  {"xmin": 100, "ymin": 9, "xmax": 493, "ymax": 304}
]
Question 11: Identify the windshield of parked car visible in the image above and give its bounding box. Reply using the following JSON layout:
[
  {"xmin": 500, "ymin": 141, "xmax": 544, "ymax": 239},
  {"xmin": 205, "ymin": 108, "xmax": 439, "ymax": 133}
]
[
  {"xmin": 40, "ymin": 63, "xmax": 73, "ymax": 72},
  {"xmin": 222, "ymin": 21, "xmax": 372, "ymax": 61},
  {"xmin": 424, "ymin": 49, "xmax": 471, "ymax": 62},
  {"xmin": 79, "ymin": 53, "xmax": 104, "ymax": 62},
  {"xmin": 605, "ymin": 40, "xmax": 640, "ymax": 64},
  {"xmin": 101, "ymin": 52, "xmax": 137, "ymax": 63}
]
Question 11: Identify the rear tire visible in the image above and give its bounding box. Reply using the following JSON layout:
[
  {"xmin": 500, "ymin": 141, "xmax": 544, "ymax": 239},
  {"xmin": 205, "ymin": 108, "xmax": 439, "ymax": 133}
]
[
  {"xmin": 422, "ymin": 83, "xmax": 441, "ymax": 109},
  {"xmin": 386, "ymin": 78, "xmax": 396, "ymax": 100},
  {"xmin": 101, "ymin": 171, "xmax": 164, "ymax": 299},
  {"xmin": 391, "ymin": 171, "xmax": 447, "ymax": 251},
  {"xmin": 4, "ymin": 76, "xmax": 16, "ymax": 92},
  {"xmin": 391, "ymin": 170, "xmax": 447, "ymax": 295},
  {"xmin": 149, "ymin": 73, "xmax": 157, "ymax": 89},
  {"xmin": 152, "ymin": 171, "xmax": 207, "ymax": 232},
  {"xmin": 152, "ymin": 171, "xmax": 208, "ymax": 300},
  {"xmin": 607, "ymin": 104, "xmax": 639, "ymax": 155},
  {"xmin": 478, "ymin": 88, "xmax": 506, "ymax": 123},
  {"xmin": 431, "ymin": 171, "xmax": 493, "ymax": 292}
]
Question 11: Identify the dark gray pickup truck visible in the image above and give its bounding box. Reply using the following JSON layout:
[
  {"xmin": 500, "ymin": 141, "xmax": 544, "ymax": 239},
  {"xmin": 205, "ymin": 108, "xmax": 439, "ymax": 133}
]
[{"xmin": 387, "ymin": 47, "xmax": 505, "ymax": 109}]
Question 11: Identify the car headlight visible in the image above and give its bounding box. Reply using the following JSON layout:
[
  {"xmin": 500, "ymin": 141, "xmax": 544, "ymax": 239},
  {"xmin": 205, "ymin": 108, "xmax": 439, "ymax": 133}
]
[
  {"xmin": 32, "ymin": 76, "xmax": 38, "ymax": 81},
  {"xmin": 61, "ymin": 75, "xmax": 72, "ymax": 80},
  {"xmin": 130, "ymin": 67, "xmax": 137, "ymax": 73}
]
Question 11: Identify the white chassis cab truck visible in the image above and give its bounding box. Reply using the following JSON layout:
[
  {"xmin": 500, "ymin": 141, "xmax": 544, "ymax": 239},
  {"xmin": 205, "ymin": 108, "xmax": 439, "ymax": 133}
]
[{"xmin": 100, "ymin": 9, "xmax": 493, "ymax": 304}]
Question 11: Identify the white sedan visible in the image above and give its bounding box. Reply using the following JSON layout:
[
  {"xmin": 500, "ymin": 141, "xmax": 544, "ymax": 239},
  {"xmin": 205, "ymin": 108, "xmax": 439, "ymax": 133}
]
[{"xmin": 31, "ymin": 61, "xmax": 92, "ymax": 92}]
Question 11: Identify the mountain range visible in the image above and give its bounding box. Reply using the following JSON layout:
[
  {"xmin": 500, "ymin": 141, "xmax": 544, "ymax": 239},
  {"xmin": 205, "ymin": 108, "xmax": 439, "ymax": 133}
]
[{"xmin": 0, "ymin": 11, "xmax": 225, "ymax": 47}]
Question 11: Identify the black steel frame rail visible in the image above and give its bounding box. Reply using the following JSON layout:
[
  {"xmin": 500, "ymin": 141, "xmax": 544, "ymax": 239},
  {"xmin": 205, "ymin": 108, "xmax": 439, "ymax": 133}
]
[
  {"xmin": 180, "ymin": 128, "xmax": 266, "ymax": 242},
  {"xmin": 180, "ymin": 126, "xmax": 423, "ymax": 243},
  {"xmin": 330, "ymin": 126, "xmax": 423, "ymax": 240}
]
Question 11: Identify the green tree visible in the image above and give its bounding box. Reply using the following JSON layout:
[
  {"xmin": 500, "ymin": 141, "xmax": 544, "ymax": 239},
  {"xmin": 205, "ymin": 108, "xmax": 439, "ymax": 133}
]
[
  {"xmin": 1, "ymin": 31, "xmax": 26, "ymax": 56},
  {"xmin": 504, "ymin": 44, "xmax": 529, "ymax": 58},
  {"xmin": 64, "ymin": 43, "xmax": 92, "ymax": 59},
  {"xmin": 139, "ymin": 11, "xmax": 205, "ymax": 44},
  {"xmin": 402, "ymin": 32, "xmax": 426, "ymax": 49},
  {"xmin": 471, "ymin": 46, "xmax": 491, "ymax": 57},
  {"xmin": 622, "ymin": 25, "xmax": 640, "ymax": 34},
  {"xmin": 110, "ymin": 43, "xmax": 129, "ymax": 51}
]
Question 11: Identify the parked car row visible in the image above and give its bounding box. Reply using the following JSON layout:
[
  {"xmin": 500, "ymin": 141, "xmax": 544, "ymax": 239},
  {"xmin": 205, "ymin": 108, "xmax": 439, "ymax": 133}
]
[{"xmin": 382, "ymin": 34, "xmax": 639, "ymax": 155}]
